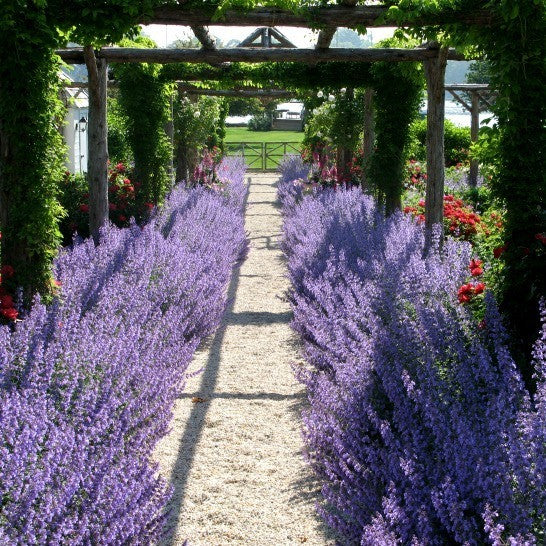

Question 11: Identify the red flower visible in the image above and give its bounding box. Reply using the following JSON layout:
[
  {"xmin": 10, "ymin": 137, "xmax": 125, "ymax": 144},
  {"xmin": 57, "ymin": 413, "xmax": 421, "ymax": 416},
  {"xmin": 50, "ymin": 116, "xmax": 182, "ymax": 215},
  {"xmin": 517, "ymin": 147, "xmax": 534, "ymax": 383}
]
[
  {"xmin": 144, "ymin": 202, "xmax": 154, "ymax": 211},
  {"xmin": 471, "ymin": 267, "xmax": 483, "ymax": 276},
  {"xmin": 457, "ymin": 283, "xmax": 474, "ymax": 303},
  {"xmin": 119, "ymin": 215, "xmax": 127, "ymax": 222},
  {"xmin": 1, "ymin": 265, "xmax": 14, "ymax": 278},
  {"xmin": 109, "ymin": 203, "xmax": 117, "ymax": 211},
  {"xmin": 1, "ymin": 307, "xmax": 18, "ymax": 320},
  {"xmin": 493, "ymin": 245, "xmax": 506, "ymax": 259},
  {"xmin": 79, "ymin": 204, "xmax": 89, "ymax": 213},
  {"xmin": 535, "ymin": 233, "xmax": 546, "ymax": 245},
  {"xmin": 1, "ymin": 294, "xmax": 14, "ymax": 309},
  {"xmin": 116, "ymin": 162, "xmax": 125, "ymax": 172},
  {"xmin": 469, "ymin": 259, "xmax": 483, "ymax": 277},
  {"xmin": 474, "ymin": 282, "xmax": 486, "ymax": 295}
]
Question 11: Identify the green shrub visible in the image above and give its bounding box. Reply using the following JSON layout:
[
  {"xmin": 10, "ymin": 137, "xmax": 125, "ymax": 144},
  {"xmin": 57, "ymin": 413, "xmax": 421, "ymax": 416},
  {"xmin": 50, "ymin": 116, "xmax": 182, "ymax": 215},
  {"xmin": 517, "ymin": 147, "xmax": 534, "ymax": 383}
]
[
  {"xmin": 248, "ymin": 113, "xmax": 272, "ymax": 131},
  {"xmin": 408, "ymin": 118, "xmax": 471, "ymax": 166}
]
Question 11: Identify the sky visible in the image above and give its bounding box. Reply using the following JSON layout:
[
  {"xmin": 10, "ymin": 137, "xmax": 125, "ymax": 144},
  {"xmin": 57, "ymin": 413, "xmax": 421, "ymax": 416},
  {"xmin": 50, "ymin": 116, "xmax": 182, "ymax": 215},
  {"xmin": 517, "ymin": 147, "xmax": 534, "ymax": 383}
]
[{"xmin": 141, "ymin": 24, "xmax": 395, "ymax": 48}]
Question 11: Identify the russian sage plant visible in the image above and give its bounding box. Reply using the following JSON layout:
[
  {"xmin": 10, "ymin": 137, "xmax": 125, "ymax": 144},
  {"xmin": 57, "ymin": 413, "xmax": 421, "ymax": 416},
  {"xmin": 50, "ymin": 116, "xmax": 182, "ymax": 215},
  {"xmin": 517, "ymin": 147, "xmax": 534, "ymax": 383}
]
[
  {"xmin": 0, "ymin": 158, "xmax": 248, "ymax": 544},
  {"xmin": 282, "ymin": 185, "xmax": 545, "ymax": 545}
]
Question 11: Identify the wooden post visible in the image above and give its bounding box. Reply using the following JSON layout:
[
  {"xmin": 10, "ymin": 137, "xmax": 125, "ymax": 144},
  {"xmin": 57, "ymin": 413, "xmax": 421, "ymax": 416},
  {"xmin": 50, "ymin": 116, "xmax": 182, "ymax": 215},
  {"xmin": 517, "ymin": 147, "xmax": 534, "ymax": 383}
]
[
  {"xmin": 423, "ymin": 45, "xmax": 448, "ymax": 250},
  {"xmin": 469, "ymin": 90, "xmax": 479, "ymax": 188},
  {"xmin": 362, "ymin": 88, "xmax": 375, "ymax": 190},
  {"xmin": 84, "ymin": 45, "xmax": 108, "ymax": 244}
]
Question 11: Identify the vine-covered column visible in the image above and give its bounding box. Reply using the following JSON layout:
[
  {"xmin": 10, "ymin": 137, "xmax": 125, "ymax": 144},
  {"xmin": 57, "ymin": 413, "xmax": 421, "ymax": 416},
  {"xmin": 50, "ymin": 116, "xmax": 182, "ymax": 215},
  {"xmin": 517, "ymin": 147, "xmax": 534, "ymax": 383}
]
[
  {"xmin": 369, "ymin": 46, "xmax": 423, "ymax": 215},
  {"xmin": 113, "ymin": 36, "xmax": 173, "ymax": 207},
  {"xmin": 361, "ymin": 88, "xmax": 375, "ymax": 190},
  {"xmin": 0, "ymin": 8, "xmax": 65, "ymax": 298},
  {"xmin": 477, "ymin": 1, "xmax": 546, "ymax": 380}
]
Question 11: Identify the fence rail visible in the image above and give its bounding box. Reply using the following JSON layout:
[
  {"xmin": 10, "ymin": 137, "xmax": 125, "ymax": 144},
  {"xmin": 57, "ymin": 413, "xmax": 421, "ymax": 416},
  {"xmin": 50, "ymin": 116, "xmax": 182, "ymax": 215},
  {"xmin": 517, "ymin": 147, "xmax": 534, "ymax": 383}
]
[{"xmin": 224, "ymin": 141, "xmax": 302, "ymax": 171}]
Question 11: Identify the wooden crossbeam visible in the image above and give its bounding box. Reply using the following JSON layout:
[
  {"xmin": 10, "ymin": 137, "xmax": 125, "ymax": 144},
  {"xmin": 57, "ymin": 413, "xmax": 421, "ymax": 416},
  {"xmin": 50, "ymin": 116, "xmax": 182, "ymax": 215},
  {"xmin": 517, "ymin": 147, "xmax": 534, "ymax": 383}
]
[
  {"xmin": 447, "ymin": 90, "xmax": 471, "ymax": 111},
  {"xmin": 145, "ymin": 5, "xmax": 493, "ymax": 28},
  {"xmin": 445, "ymin": 84, "xmax": 491, "ymax": 91},
  {"xmin": 57, "ymin": 46, "xmax": 467, "ymax": 64}
]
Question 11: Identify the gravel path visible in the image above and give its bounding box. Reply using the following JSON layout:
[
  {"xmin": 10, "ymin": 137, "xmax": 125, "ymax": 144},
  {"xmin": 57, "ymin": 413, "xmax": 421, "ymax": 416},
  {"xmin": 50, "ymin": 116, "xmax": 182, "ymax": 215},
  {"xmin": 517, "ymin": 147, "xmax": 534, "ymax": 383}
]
[{"xmin": 155, "ymin": 173, "xmax": 333, "ymax": 546}]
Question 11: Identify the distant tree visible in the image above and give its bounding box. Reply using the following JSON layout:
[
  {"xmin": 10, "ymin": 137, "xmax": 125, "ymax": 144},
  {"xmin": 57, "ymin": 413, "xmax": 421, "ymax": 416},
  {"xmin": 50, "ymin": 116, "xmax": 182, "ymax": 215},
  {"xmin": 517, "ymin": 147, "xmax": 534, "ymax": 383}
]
[
  {"xmin": 228, "ymin": 98, "xmax": 264, "ymax": 117},
  {"xmin": 466, "ymin": 60, "xmax": 492, "ymax": 84},
  {"xmin": 168, "ymin": 32, "xmax": 224, "ymax": 49},
  {"xmin": 331, "ymin": 28, "xmax": 372, "ymax": 48}
]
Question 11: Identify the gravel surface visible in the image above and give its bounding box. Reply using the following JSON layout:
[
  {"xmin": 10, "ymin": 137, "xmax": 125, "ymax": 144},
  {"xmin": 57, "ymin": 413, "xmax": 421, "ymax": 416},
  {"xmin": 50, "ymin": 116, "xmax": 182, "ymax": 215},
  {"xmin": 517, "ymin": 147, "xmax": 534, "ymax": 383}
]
[{"xmin": 155, "ymin": 173, "xmax": 333, "ymax": 546}]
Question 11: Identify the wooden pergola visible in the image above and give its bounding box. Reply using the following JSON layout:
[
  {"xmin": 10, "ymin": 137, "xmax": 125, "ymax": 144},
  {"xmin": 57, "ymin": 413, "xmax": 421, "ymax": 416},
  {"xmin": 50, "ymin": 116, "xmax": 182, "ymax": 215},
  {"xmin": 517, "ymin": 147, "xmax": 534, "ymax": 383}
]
[{"xmin": 55, "ymin": 3, "xmax": 493, "ymax": 242}]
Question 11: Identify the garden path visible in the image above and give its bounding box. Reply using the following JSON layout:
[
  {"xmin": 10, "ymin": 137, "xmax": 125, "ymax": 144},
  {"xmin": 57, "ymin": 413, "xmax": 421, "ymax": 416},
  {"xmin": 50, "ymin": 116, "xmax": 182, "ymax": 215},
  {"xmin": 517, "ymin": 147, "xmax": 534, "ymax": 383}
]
[{"xmin": 155, "ymin": 173, "xmax": 333, "ymax": 546}]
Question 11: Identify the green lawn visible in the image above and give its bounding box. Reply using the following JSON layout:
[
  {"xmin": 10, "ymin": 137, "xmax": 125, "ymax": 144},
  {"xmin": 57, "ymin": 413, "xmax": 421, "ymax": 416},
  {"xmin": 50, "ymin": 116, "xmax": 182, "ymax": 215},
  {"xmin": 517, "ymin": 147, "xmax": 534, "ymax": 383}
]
[
  {"xmin": 225, "ymin": 127, "xmax": 305, "ymax": 143},
  {"xmin": 224, "ymin": 127, "xmax": 304, "ymax": 170}
]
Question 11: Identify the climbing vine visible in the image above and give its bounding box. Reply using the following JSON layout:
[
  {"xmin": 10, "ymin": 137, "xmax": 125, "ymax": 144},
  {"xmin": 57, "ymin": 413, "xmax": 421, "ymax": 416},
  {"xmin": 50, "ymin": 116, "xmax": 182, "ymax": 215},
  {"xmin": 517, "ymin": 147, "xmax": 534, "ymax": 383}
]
[
  {"xmin": 0, "ymin": 5, "xmax": 66, "ymax": 299},
  {"xmin": 369, "ymin": 39, "xmax": 424, "ymax": 214},
  {"xmin": 113, "ymin": 36, "xmax": 174, "ymax": 206}
]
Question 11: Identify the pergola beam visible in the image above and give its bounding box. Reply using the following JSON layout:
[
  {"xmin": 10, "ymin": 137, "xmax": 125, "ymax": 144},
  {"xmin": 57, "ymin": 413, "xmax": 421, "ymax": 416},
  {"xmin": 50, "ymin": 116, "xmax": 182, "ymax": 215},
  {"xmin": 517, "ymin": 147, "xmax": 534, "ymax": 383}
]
[
  {"xmin": 145, "ymin": 5, "xmax": 493, "ymax": 28},
  {"xmin": 57, "ymin": 46, "xmax": 467, "ymax": 64}
]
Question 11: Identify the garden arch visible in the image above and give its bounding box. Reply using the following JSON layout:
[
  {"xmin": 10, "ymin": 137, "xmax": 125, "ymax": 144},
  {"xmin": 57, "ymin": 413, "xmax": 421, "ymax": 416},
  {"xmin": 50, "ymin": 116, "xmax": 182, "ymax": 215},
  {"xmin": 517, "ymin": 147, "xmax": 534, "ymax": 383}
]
[{"xmin": 1, "ymin": 1, "xmax": 544, "ymax": 357}]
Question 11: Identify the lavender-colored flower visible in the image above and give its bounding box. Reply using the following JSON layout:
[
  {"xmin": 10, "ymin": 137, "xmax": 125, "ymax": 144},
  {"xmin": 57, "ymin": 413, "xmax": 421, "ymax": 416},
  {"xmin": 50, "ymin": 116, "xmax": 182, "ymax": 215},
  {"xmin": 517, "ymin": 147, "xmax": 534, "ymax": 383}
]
[
  {"xmin": 281, "ymin": 182, "xmax": 545, "ymax": 545},
  {"xmin": 0, "ymin": 158, "xmax": 248, "ymax": 544}
]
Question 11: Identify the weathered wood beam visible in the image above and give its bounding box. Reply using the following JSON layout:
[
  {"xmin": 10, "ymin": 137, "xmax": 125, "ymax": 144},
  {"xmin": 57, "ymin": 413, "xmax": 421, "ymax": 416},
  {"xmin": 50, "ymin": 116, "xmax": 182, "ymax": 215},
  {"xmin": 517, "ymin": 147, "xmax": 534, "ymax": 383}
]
[
  {"xmin": 57, "ymin": 46, "xmax": 467, "ymax": 64},
  {"xmin": 145, "ymin": 5, "xmax": 493, "ymax": 28},
  {"xmin": 191, "ymin": 25, "xmax": 217, "ymax": 50},
  {"xmin": 447, "ymin": 89, "xmax": 471, "ymax": 111},
  {"xmin": 83, "ymin": 45, "xmax": 108, "ymax": 244},
  {"xmin": 177, "ymin": 84, "xmax": 295, "ymax": 99},
  {"xmin": 423, "ymin": 45, "xmax": 449, "ymax": 250},
  {"xmin": 444, "ymin": 84, "xmax": 491, "ymax": 91},
  {"xmin": 477, "ymin": 93, "xmax": 495, "ymax": 110}
]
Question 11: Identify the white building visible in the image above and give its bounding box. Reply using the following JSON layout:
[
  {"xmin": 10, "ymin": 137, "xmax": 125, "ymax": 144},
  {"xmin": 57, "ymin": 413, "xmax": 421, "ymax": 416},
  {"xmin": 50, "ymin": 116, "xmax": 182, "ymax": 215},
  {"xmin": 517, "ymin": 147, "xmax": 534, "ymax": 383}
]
[{"xmin": 60, "ymin": 72, "xmax": 89, "ymax": 173}]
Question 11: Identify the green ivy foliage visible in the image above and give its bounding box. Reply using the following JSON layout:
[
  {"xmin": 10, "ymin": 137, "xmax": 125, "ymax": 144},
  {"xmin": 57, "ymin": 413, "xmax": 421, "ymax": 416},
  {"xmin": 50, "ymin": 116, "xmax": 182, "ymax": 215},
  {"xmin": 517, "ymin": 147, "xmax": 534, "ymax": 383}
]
[
  {"xmin": 112, "ymin": 36, "xmax": 173, "ymax": 206},
  {"xmin": 368, "ymin": 38, "xmax": 424, "ymax": 214},
  {"xmin": 173, "ymin": 95, "xmax": 225, "ymax": 181},
  {"xmin": 0, "ymin": 5, "xmax": 66, "ymax": 299},
  {"xmin": 107, "ymin": 94, "xmax": 133, "ymax": 165}
]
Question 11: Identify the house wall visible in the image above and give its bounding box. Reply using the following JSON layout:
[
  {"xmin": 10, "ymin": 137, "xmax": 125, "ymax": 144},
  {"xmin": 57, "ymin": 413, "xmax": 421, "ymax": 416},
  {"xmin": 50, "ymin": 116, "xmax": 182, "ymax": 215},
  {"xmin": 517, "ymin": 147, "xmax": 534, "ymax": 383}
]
[{"xmin": 271, "ymin": 118, "xmax": 303, "ymax": 131}]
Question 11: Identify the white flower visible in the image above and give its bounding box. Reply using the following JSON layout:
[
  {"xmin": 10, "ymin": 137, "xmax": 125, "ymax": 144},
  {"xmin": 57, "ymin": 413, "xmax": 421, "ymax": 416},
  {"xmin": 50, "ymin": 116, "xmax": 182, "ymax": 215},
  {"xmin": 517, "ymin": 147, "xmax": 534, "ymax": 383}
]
[
  {"xmin": 317, "ymin": 131, "xmax": 322, "ymax": 137},
  {"xmin": 316, "ymin": 90, "xmax": 324, "ymax": 98},
  {"xmin": 328, "ymin": 94, "xmax": 335, "ymax": 102},
  {"xmin": 340, "ymin": 87, "xmax": 347, "ymax": 94},
  {"xmin": 194, "ymin": 110, "xmax": 201, "ymax": 118}
]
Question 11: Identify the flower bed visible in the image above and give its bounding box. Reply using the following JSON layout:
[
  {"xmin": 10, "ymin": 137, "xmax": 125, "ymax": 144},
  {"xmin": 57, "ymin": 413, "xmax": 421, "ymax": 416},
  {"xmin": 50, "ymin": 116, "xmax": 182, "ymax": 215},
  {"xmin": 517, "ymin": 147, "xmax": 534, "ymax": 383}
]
[
  {"xmin": 281, "ymin": 182, "xmax": 545, "ymax": 544},
  {"xmin": 0, "ymin": 158, "xmax": 248, "ymax": 544}
]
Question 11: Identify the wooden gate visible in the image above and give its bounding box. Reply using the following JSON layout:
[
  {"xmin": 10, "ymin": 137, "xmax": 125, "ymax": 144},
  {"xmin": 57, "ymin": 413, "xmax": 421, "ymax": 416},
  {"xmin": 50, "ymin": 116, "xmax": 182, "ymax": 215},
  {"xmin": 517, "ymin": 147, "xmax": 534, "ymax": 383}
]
[{"xmin": 225, "ymin": 142, "xmax": 302, "ymax": 171}]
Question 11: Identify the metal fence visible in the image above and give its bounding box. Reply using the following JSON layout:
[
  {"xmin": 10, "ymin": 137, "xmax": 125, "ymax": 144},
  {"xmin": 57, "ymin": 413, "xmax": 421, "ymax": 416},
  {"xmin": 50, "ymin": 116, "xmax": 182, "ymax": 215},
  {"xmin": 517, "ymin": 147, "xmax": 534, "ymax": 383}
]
[{"xmin": 224, "ymin": 142, "xmax": 302, "ymax": 171}]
